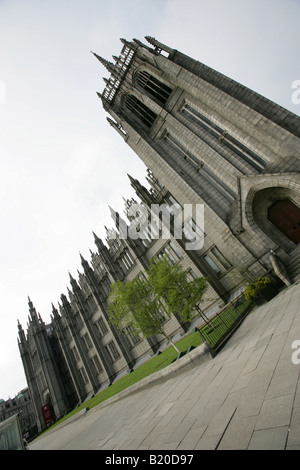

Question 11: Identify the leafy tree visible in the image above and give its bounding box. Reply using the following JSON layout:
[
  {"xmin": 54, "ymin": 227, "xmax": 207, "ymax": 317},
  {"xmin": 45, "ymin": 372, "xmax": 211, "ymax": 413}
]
[
  {"xmin": 108, "ymin": 255, "xmax": 209, "ymax": 353},
  {"xmin": 108, "ymin": 274, "xmax": 181, "ymax": 352},
  {"xmin": 147, "ymin": 255, "xmax": 212, "ymax": 328}
]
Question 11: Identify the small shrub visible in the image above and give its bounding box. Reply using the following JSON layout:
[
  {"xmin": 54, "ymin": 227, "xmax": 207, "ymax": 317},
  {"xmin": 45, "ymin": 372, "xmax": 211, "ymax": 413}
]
[{"xmin": 244, "ymin": 276, "xmax": 271, "ymax": 301}]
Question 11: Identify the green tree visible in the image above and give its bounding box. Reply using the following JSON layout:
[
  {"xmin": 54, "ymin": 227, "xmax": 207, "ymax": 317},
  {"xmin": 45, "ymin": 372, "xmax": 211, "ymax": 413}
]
[
  {"xmin": 108, "ymin": 255, "xmax": 209, "ymax": 353},
  {"xmin": 108, "ymin": 274, "xmax": 181, "ymax": 353},
  {"xmin": 147, "ymin": 255, "xmax": 212, "ymax": 328}
]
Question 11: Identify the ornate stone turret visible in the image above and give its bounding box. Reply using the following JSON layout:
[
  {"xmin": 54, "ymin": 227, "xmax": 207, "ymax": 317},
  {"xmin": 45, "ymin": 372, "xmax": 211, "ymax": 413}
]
[
  {"xmin": 17, "ymin": 320, "xmax": 26, "ymax": 347},
  {"xmin": 127, "ymin": 174, "xmax": 154, "ymax": 206},
  {"xmin": 93, "ymin": 231, "xmax": 124, "ymax": 281}
]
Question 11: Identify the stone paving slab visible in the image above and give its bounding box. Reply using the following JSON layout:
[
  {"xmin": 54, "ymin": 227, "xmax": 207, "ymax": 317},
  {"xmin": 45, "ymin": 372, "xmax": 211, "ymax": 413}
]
[{"xmin": 30, "ymin": 282, "xmax": 300, "ymax": 450}]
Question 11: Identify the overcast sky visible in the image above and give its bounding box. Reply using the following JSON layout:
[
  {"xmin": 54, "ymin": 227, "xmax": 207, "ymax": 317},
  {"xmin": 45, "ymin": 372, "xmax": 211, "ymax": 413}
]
[{"xmin": 0, "ymin": 0, "xmax": 299, "ymax": 401}]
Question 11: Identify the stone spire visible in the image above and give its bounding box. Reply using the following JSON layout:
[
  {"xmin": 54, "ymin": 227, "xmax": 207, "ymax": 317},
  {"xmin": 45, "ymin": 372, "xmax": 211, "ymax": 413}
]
[
  {"xmin": 90, "ymin": 51, "xmax": 117, "ymax": 75},
  {"xmin": 127, "ymin": 173, "xmax": 154, "ymax": 206},
  {"xmin": 28, "ymin": 296, "xmax": 38, "ymax": 323}
]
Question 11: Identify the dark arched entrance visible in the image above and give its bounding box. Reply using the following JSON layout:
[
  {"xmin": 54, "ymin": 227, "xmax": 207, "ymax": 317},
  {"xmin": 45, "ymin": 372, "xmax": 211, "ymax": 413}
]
[{"xmin": 268, "ymin": 199, "xmax": 300, "ymax": 244}]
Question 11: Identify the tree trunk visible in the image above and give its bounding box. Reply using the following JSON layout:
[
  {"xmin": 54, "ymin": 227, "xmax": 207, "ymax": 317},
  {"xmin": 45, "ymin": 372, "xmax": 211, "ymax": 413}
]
[
  {"xmin": 163, "ymin": 331, "xmax": 181, "ymax": 353},
  {"xmin": 170, "ymin": 340, "xmax": 180, "ymax": 354}
]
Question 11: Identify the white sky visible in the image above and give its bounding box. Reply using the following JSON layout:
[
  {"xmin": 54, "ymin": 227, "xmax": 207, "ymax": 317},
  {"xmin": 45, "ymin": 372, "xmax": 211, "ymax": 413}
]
[{"xmin": 0, "ymin": 0, "xmax": 299, "ymax": 400}]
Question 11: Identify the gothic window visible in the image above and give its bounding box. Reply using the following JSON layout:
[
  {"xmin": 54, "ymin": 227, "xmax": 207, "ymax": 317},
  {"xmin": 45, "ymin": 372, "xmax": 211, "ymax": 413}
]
[
  {"xmin": 167, "ymin": 194, "xmax": 181, "ymax": 208},
  {"xmin": 82, "ymin": 333, "xmax": 92, "ymax": 351},
  {"xmin": 159, "ymin": 246, "xmax": 176, "ymax": 264},
  {"xmin": 136, "ymin": 70, "xmax": 173, "ymax": 105},
  {"xmin": 125, "ymin": 94, "xmax": 157, "ymax": 128},
  {"xmin": 90, "ymin": 355, "xmax": 103, "ymax": 375},
  {"xmin": 202, "ymin": 246, "xmax": 232, "ymax": 277},
  {"xmin": 211, "ymin": 246, "xmax": 232, "ymax": 270},
  {"xmin": 105, "ymin": 341, "xmax": 121, "ymax": 362},
  {"xmin": 96, "ymin": 316, "xmax": 108, "ymax": 336},
  {"xmin": 186, "ymin": 269, "xmax": 198, "ymax": 281},
  {"xmin": 203, "ymin": 254, "xmax": 222, "ymax": 277},
  {"xmin": 122, "ymin": 324, "xmax": 141, "ymax": 347},
  {"xmin": 182, "ymin": 104, "xmax": 266, "ymax": 173},
  {"xmin": 169, "ymin": 240, "xmax": 182, "ymax": 260},
  {"xmin": 119, "ymin": 250, "xmax": 135, "ymax": 272},
  {"xmin": 164, "ymin": 133, "xmax": 236, "ymax": 203},
  {"xmin": 157, "ymin": 242, "xmax": 182, "ymax": 265}
]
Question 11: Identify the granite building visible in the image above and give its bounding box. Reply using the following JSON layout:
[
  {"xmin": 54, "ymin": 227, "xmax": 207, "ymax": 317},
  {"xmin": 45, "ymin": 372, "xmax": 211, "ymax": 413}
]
[
  {"xmin": 0, "ymin": 388, "xmax": 37, "ymax": 440},
  {"xmin": 18, "ymin": 37, "xmax": 300, "ymax": 431},
  {"xmin": 94, "ymin": 36, "xmax": 300, "ymax": 289}
]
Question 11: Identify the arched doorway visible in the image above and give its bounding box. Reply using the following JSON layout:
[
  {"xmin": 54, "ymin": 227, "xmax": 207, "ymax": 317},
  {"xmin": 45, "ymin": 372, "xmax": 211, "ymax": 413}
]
[
  {"xmin": 251, "ymin": 186, "xmax": 300, "ymax": 251},
  {"xmin": 268, "ymin": 199, "xmax": 300, "ymax": 244}
]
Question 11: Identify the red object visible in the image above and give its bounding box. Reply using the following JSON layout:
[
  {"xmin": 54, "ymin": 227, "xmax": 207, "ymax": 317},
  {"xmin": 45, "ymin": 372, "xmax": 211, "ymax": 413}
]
[{"xmin": 41, "ymin": 404, "xmax": 53, "ymax": 426}]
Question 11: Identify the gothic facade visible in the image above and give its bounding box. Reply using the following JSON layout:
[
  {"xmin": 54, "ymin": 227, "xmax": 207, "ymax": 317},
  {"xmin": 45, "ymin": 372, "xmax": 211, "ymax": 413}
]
[{"xmin": 18, "ymin": 37, "xmax": 300, "ymax": 431}]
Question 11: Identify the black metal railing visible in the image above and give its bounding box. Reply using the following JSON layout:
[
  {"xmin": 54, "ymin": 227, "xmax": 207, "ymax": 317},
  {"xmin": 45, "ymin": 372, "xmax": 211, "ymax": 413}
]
[{"xmin": 197, "ymin": 295, "xmax": 253, "ymax": 356}]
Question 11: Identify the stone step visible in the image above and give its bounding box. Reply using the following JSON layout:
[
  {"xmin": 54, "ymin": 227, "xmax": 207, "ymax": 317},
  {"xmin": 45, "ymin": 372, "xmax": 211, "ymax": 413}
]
[
  {"xmin": 287, "ymin": 245, "xmax": 300, "ymax": 281},
  {"xmin": 288, "ymin": 257, "xmax": 300, "ymax": 271}
]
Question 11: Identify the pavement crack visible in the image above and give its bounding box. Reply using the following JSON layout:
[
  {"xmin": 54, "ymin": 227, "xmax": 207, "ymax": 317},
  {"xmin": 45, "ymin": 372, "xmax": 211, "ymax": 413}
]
[{"xmin": 214, "ymin": 407, "xmax": 237, "ymax": 450}]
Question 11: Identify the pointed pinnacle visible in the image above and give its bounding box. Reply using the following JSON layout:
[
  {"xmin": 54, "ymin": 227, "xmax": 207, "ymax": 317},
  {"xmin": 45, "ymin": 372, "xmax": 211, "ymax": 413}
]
[
  {"xmin": 127, "ymin": 173, "xmax": 135, "ymax": 183},
  {"xmin": 91, "ymin": 51, "xmax": 116, "ymax": 74}
]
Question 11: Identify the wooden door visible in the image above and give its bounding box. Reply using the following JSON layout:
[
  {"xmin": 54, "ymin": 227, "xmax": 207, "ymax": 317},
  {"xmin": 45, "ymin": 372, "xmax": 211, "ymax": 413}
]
[{"xmin": 268, "ymin": 199, "xmax": 300, "ymax": 244}]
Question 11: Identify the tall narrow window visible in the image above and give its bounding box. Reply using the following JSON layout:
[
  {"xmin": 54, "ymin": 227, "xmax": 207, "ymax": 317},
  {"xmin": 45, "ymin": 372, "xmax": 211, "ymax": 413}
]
[
  {"xmin": 82, "ymin": 333, "xmax": 92, "ymax": 351},
  {"xmin": 123, "ymin": 324, "xmax": 141, "ymax": 347},
  {"xmin": 136, "ymin": 71, "xmax": 172, "ymax": 105},
  {"xmin": 165, "ymin": 133, "xmax": 236, "ymax": 203},
  {"xmin": 203, "ymin": 254, "xmax": 222, "ymax": 277},
  {"xmin": 91, "ymin": 355, "xmax": 103, "ymax": 375},
  {"xmin": 202, "ymin": 246, "xmax": 232, "ymax": 277},
  {"xmin": 121, "ymin": 251, "xmax": 134, "ymax": 270},
  {"xmin": 105, "ymin": 341, "xmax": 121, "ymax": 362},
  {"xmin": 125, "ymin": 95, "xmax": 157, "ymax": 128},
  {"xmin": 211, "ymin": 246, "xmax": 232, "ymax": 270},
  {"xmin": 96, "ymin": 316, "xmax": 108, "ymax": 336},
  {"xmin": 182, "ymin": 104, "xmax": 266, "ymax": 173}
]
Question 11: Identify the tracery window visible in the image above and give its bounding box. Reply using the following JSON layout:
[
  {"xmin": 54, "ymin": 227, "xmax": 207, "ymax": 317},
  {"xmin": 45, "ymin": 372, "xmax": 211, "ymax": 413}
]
[
  {"xmin": 96, "ymin": 316, "xmax": 109, "ymax": 336},
  {"xmin": 202, "ymin": 246, "xmax": 232, "ymax": 277},
  {"xmin": 136, "ymin": 70, "xmax": 172, "ymax": 105},
  {"xmin": 125, "ymin": 95, "xmax": 157, "ymax": 128},
  {"xmin": 182, "ymin": 104, "xmax": 266, "ymax": 173}
]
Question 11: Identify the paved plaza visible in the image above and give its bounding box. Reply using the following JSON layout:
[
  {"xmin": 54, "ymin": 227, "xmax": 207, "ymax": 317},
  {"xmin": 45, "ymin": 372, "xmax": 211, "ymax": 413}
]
[{"xmin": 30, "ymin": 282, "xmax": 300, "ymax": 450}]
